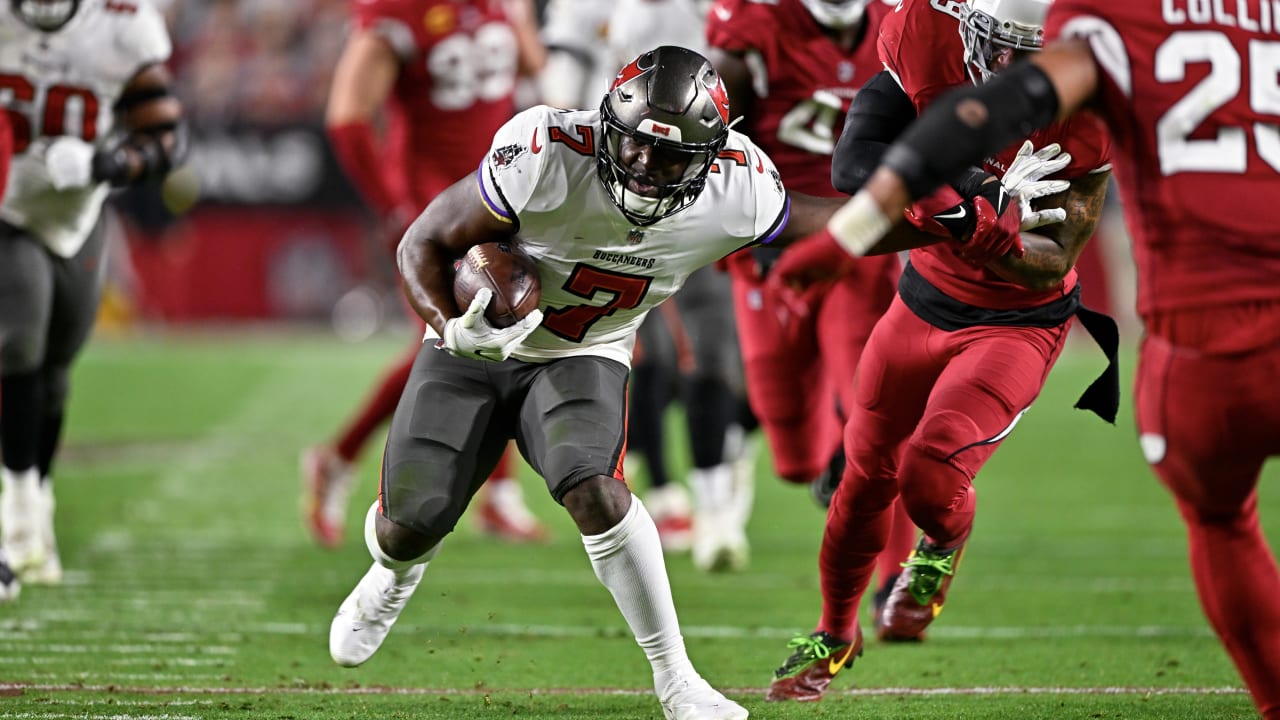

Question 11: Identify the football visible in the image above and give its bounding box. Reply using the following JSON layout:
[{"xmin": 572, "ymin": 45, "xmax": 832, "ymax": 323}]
[{"xmin": 453, "ymin": 241, "xmax": 541, "ymax": 329}]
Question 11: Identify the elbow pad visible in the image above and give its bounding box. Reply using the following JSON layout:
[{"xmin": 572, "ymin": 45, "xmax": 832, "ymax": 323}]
[
  {"xmin": 831, "ymin": 71, "xmax": 918, "ymax": 195},
  {"xmin": 882, "ymin": 61, "xmax": 1060, "ymax": 200}
]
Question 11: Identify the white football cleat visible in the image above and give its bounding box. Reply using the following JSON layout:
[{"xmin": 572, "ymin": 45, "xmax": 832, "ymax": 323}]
[
  {"xmin": 23, "ymin": 480, "xmax": 61, "ymax": 585},
  {"xmin": 330, "ymin": 561, "xmax": 424, "ymax": 667},
  {"xmin": 657, "ymin": 672, "xmax": 748, "ymax": 720},
  {"xmin": 1, "ymin": 467, "xmax": 42, "ymax": 573},
  {"xmin": 476, "ymin": 478, "xmax": 548, "ymax": 543},
  {"xmin": 689, "ymin": 465, "xmax": 749, "ymax": 573},
  {"xmin": 645, "ymin": 484, "xmax": 693, "ymax": 553},
  {"xmin": 301, "ymin": 446, "xmax": 355, "ymax": 549}
]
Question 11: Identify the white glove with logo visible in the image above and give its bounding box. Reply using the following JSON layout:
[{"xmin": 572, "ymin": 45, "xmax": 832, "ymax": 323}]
[
  {"xmin": 1001, "ymin": 140, "xmax": 1073, "ymax": 231},
  {"xmin": 45, "ymin": 136, "xmax": 98, "ymax": 190},
  {"xmin": 439, "ymin": 288, "xmax": 543, "ymax": 362}
]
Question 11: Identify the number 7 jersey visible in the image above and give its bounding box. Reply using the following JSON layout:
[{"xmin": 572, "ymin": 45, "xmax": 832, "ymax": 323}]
[
  {"xmin": 1046, "ymin": 0, "xmax": 1280, "ymax": 315},
  {"xmin": 0, "ymin": 0, "xmax": 171, "ymax": 257},
  {"xmin": 475, "ymin": 105, "xmax": 790, "ymax": 367}
]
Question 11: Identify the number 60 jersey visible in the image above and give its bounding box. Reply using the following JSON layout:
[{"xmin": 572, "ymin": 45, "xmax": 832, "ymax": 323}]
[
  {"xmin": 475, "ymin": 105, "xmax": 789, "ymax": 367},
  {"xmin": 1047, "ymin": 0, "xmax": 1280, "ymax": 317},
  {"xmin": 0, "ymin": 0, "xmax": 170, "ymax": 257}
]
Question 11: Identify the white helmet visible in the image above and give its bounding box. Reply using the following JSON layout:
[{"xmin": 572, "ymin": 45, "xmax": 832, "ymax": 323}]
[
  {"xmin": 960, "ymin": 0, "xmax": 1050, "ymax": 83},
  {"xmin": 798, "ymin": 0, "xmax": 874, "ymax": 29}
]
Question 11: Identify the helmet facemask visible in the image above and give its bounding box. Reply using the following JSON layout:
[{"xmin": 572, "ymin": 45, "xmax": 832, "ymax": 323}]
[
  {"xmin": 798, "ymin": 0, "xmax": 874, "ymax": 30},
  {"xmin": 597, "ymin": 46, "xmax": 730, "ymax": 226},
  {"xmin": 960, "ymin": 0, "xmax": 1048, "ymax": 84},
  {"xmin": 12, "ymin": 0, "xmax": 80, "ymax": 31}
]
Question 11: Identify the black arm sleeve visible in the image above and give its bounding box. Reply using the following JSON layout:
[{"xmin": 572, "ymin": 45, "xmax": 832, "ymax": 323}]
[
  {"xmin": 831, "ymin": 71, "xmax": 918, "ymax": 195},
  {"xmin": 881, "ymin": 60, "xmax": 1061, "ymax": 200}
]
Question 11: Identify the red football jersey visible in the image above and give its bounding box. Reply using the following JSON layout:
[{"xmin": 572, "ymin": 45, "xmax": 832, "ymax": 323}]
[
  {"xmin": 1046, "ymin": 0, "xmax": 1280, "ymax": 316},
  {"xmin": 880, "ymin": 0, "xmax": 1113, "ymax": 310},
  {"xmin": 706, "ymin": 0, "xmax": 894, "ymax": 197},
  {"xmin": 354, "ymin": 0, "xmax": 519, "ymax": 206}
]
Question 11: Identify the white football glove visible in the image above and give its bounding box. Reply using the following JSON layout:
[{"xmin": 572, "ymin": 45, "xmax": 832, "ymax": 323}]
[
  {"xmin": 44, "ymin": 137, "xmax": 97, "ymax": 191},
  {"xmin": 440, "ymin": 288, "xmax": 543, "ymax": 362},
  {"xmin": 1001, "ymin": 140, "xmax": 1073, "ymax": 231}
]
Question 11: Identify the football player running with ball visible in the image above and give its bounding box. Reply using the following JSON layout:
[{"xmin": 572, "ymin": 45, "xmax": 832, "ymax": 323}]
[
  {"xmin": 0, "ymin": 0, "xmax": 183, "ymax": 589},
  {"xmin": 817, "ymin": 0, "xmax": 1280, "ymax": 715},
  {"xmin": 325, "ymin": 45, "xmax": 1051, "ymax": 719}
]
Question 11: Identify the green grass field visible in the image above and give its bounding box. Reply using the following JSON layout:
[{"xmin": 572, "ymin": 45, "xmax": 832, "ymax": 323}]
[{"xmin": 0, "ymin": 329, "xmax": 1274, "ymax": 719}]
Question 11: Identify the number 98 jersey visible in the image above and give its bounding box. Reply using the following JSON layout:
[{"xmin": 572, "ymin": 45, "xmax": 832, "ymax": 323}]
[
  {"xmin": 354, "ymin": 0, "xmax": 520, "ymax": 205},
  {"xmin": 705, "ymin": 0, "xmax": 894, "ymax": 197},
  {"xmin": 0, "ymin": 0, "xmax": 171, "ymax": 257}
]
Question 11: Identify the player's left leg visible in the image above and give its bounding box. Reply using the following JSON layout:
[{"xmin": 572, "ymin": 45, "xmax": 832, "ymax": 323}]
[
  {"xmin": 1136, "ymin": 321, "xmax": 1280, "ymax": 719},
  {"xmin": 518, "ymin": 355, "xmax": 745, "ymax": 720},
  {"xmin": 812, "ymin": 261, "xmax": 918, "ymax": 634},
  {"xmin": 882, "ymin": 321, "xmax": 1069, "ymax": 641}
]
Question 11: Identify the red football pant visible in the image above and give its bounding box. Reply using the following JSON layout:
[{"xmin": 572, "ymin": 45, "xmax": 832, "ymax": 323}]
[
  {"xmin": 818, "ymin": 296, "xmax": 1069, "ymax": 640},
  {"xmin": 730, "ymin": 254, "xmax": 914, "ymax": 589},
  {"xmin": 1137, "ymin": 302, "xmax": 1280, "ymax": 720}
]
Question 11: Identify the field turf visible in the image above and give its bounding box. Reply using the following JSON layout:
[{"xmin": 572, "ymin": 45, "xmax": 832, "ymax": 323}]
[{"xmin": 0, "ymin": 330, "xmax": 1273, "ymax": 719}]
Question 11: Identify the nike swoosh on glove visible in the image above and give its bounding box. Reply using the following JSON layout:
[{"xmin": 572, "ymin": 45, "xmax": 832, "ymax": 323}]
[
  {"xmin": 439, "ymin": 288, "xmax": 543, "ymax": 362},
  {"xmin": 954, "ymin": 181, "xmax": 1023, "ymax": 268}
]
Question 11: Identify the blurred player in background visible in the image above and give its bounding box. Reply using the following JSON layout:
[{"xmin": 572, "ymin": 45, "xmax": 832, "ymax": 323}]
[
  {"xmin": 705, "ymin": 0, "xmax": 920, "ymax": 605},
  {"xmin": 0, "ymin": 0, "xmax": 183, "ymax": 591},
  {"xmin": 302, "ymin": 0, "xmax": 548, "ymax": 550},
  {"xmin": 821, "ymin": 0, "xmax": 1280, "ymax": 714},
  {"xmin": 538, "ymin": 0, "xmax": 613, "ymax": 109},
  {"xmin": 327, "ymin": 45, "xmax": 884, "ymax": 720},
  {"xmin": 608, "ymin": 0, "xmax": 757, "ymax": 573},
  {"xmin": 0, "ymin": 109, "xmax": 16, "ymax": 601},
  {"xmin": 764, "ymin": 0, "xmax": 1114, "ymax": 701}
]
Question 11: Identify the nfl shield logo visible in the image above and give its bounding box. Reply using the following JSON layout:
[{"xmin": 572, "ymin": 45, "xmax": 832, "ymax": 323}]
[{"xmin": 627, "ymin": 229, "xmax": 644, "ymax": 245}]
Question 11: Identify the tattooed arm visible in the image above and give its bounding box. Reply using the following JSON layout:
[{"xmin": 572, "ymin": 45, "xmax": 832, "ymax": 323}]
[{"xmin": 987, "ymin": 169, "xmax": 1110, "ymax": 290}]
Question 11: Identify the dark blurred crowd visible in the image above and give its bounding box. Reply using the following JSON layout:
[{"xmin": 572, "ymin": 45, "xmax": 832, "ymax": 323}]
[{"xmin": 161, "ymin": 0, "xmax": 351, "ymax": 128}]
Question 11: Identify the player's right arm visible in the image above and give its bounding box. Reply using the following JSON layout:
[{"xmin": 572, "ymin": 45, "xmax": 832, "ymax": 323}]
[
  {"xmin": 325, "ymin": 27, "xmax": 412, "ymax": 229},
  {"xmin": 397, "ymin": 173, "xmax": 519, "ymax": 337}
]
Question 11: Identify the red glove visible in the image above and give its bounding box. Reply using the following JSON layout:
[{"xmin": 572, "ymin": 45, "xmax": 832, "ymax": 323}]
[
  {"xmin": 904, "ymin": 186, "xmax": 968, "ymax": 239},
  {"xmin": 952, "ymin": 183, "xmax": 1023, "ymax": 268},
  {"xmin": 766, "ymin": 228, "xmax": 855, "ymax": 291}
]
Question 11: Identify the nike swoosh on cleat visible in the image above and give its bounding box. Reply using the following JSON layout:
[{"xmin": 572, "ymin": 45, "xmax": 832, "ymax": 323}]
[
  {"xmin": 828, "ymin": 643, "xmax": 856, "ymax": 674},
  {"xmin": 934, "ymin": 207, "xmax": 967, "ymax": 220}
]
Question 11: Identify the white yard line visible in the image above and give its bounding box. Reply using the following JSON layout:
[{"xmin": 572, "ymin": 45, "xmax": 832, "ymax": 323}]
[{"xmin": 0, "ymin": 683, "xmax": 1247, "ymax": 698}]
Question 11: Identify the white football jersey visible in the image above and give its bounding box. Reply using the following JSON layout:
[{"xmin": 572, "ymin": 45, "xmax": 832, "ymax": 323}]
[
  {"xmin": 0, "ymin": 0, "xmax": 172, "ymax": 257},
  {"xmin": 473, "ymin": 105, "xmax": 789, "ymax": 367},
  {"xmin": 608, "ymin": 0, "xmax": 710, "ymax": 69}
]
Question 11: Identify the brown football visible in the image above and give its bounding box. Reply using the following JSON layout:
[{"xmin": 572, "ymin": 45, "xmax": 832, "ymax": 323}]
[{"xmin": 452, "ymin": 241, "xmax": 541, "ymax": 329}]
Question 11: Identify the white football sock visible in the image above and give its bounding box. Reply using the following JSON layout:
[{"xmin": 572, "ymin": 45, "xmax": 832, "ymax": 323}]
[
  {"xmin": 581, "ymin": 495, "xmax": 694, "ymax": 678},
  {"xmin": 363, "ymin": 502, "xmax": 440, "ymax": 578}
]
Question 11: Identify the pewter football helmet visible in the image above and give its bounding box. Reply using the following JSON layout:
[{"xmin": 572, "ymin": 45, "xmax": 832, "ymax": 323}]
[
  {"xmin": 11, "ymin": 0, "xmax": 80, "ymax": 31},
  {"xmin": 598, "ymin": 45, "xmax": 730, "ymax": 226},
  {"xmin": 798, "ymin": 0, "xmax": 874, "ymax": 29},
  {"xmin": 961, "ymin": 0, "xmax": 1050, "ymax": 83}
]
